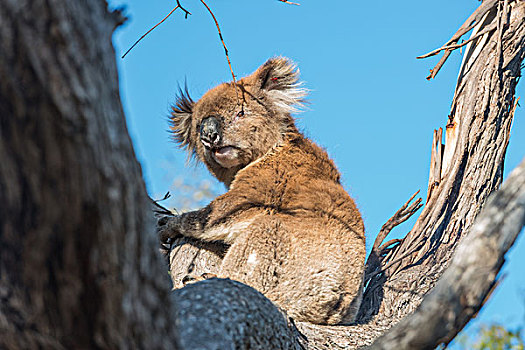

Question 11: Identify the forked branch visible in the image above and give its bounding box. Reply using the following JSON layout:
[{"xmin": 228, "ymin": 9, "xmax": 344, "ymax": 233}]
[
  {"xmin": 364, "ymin": 191, "xmax": 423, "ymax": 283},
  {"xmin": 419, "ymin": 0, "xmax": 501, "ymax": 79},
  {"xmin": 121, "ymin": 1, "xmax": 191, "ymax": 58},
  {"xmin": 417, "ymin": 21, "xmax": 499, "ymax": 60},
  {"xmin": 122, "ymin": 0, "xmax": 238, "ymax": 88}
]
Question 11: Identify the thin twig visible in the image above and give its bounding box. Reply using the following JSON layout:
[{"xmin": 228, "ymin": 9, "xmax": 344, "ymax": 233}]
[
  {"xmin": 151, "ymin": 192, "xmax": 177, "ymax": 216},
  {"xmin": 176, "ymin": 0, "xmax": 192, "ymax": 18},
  {"xmin": 417, "ymin": 21, "xmax": 498, "ymax": 60},
  {"xmin": 199, "ymin": 0, "xmax": 237, "ymax": 88},
  {"xmin": 157, "ymin": 192, "xmax": 172, "ymax": 202},
  {"xmin": 121, "ymin": 1, "xmax": 192, "ymax": 59},
  {"xmin": 371, "ymin": 190, "xmax": 423, "ymax": 253},
  {"xmin": 420, "ymin": 0, "xmax": 499, "ymax": 80}
]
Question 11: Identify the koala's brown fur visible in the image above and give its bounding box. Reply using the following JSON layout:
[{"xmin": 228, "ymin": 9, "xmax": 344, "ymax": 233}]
[{"xmin": 159, "ymin": 57, "xmax": 366, "ymax": 325}]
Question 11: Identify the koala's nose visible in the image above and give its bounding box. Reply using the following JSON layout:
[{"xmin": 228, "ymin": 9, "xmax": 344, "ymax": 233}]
[{"xmin": 200, "ymin": 116, "xmax": 221, "ymax": 147}]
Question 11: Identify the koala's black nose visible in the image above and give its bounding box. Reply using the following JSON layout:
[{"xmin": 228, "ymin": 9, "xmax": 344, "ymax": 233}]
[{"xmin": 200, "ymin": 116, "xmax": 221, "ymax": 147}]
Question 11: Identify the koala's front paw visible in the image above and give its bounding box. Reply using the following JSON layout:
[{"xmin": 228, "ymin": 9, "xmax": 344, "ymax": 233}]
[{"xmin": 156, "ymin": 215, "xmax": 183, "ymax": 246}]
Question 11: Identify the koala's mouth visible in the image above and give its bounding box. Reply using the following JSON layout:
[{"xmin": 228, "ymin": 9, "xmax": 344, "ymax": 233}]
[{"xmin": 201, "ymin": 140, "xmax": 242, "ymax": 168}]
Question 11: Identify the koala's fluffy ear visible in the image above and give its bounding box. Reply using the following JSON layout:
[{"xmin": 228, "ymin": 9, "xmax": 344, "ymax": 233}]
[
  {"xmin": 170, "ymin": 86, "xmax": 196, "ymax": 157},
  {"xmin": 251, "ymin": 57, "xmax": 307, "ymax": 113}
]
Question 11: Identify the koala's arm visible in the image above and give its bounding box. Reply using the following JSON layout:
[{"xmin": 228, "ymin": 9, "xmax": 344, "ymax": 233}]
[{"xmin": 158, "ymin": 190, "xmax": 253, "ymax": 245}]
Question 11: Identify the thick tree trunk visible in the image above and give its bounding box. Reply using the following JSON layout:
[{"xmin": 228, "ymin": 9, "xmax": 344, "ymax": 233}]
[
  {"xmin": 0, "ymin": 1, "xmax": 178, "ymax": 348},
  {"xmin": 0, "ymin": 0, "xmax": 524, "ymax": 349}
]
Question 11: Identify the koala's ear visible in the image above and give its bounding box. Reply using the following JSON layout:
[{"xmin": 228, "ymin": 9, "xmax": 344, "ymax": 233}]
[
  {"xmin": 251, "ymin": 57, "xmax": 307, "ymax": 113},
  {"xmin": 170, "ymin": 86, "xmax": 196, "ymax": 155}
]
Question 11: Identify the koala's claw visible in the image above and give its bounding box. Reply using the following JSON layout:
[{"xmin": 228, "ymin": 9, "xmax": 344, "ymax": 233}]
[{"xmin": 156, "ymin": 215, "xmax": 183, "ymax": 245}]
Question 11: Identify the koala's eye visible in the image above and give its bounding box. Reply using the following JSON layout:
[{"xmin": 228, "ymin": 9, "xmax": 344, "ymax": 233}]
[{"xmin": 233, "ymin": 110, "xmax": 244, "ymax": 122}]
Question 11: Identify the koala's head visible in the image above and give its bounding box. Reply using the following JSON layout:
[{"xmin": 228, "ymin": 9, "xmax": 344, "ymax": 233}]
[{"xmin": 170, "ymin": 57, "xmax": 307, "ymax": 186}]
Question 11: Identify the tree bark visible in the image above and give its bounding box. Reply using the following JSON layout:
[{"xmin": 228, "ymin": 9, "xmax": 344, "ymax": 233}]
[
  {"xmin": 0, "ymin": 0, "xmax": 178, "ymax": 348},
  {"xmin": 0, "ymin": 0, "xmax": 524, "ymax": 349},
  {"xmin": 368, "ymin": 156, "xmax": 525, "ymax": 349},
  {"xmin": 360, "ymin": 0, "xmax": 525, "ymax": 326}
]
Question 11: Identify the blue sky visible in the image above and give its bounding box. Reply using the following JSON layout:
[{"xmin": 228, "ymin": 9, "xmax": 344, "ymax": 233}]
[{"xmin": 109, "ymin": 0, "xmax": 525, "ymax": 339}]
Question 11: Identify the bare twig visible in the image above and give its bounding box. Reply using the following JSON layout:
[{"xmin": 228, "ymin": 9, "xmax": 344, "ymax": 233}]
[
  {"xmin": 420, "ymin": 0, "xmax": 499, "ymax": 80},
  {"xmin": 151, "ymin": 192, "xmax": 177, "ymax": 216},
  {"xmin": 121, "ymin": 1, "xmax": 192, "ymax": 59},
  {"xmin": 122, "ymin": 0, "xmax": 239, "ymax": 102},
  {"xmin": 371, "ymin": 190, "xmax": 423, "ymax": 254},
  {"xmin": 364, "ymin": 191, "xmax": 423, "ymax": 283},
  {"xmin": 122, "ymin": 0, "xmax": 238, "ymax": 101},
  {"xmin": 199, "ymin": 0, "xmax": 237, "ymax": 88},
  {"xmin": 156, "ymin": 192, "xmax": 172, "ymax": 202},
  {"xmin": 417, "ymin": 21, "xmax": 498, "ymax": 60}
]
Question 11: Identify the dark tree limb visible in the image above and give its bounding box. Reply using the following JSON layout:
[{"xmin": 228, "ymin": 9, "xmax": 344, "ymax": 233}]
[
  {"xmin": 0, "ymin": 1, "xmax": 179, "ymax": 348},
  {"xmin": 172, "ymin": 279, "xmax": 303, "ymax": 350}
]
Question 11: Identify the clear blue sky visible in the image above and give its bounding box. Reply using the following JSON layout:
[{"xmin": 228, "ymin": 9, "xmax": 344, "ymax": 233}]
[{"xmin": 109, "ymin": 0, "xmax": 525, "ymax": 339}]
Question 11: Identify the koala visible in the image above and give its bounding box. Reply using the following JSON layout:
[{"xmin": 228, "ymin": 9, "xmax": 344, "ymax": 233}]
[{"xmin": 158, "ymin": 57, "xmax": 366, "ymax": 325}]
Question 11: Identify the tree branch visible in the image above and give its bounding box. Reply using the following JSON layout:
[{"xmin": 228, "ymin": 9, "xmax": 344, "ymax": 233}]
[
  {"xmin": 121, "ymin": 2, "xmax": 191, "ymax": 58},
  {"xmin": 364, "ymin": 191, "xmax": 423, "ymax": 284},
  {"xmin": 421, "ymin": 0, "xmax": 500, "ymax": 80},
  {"xmin": 369, "ymin": 156, "xmax": 525, "ymax": 349}
]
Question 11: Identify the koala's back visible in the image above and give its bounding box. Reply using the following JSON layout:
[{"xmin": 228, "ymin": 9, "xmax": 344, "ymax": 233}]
[{"xmin": 219, "ymin": 135, "xmax": 366, "ymax": 324}]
